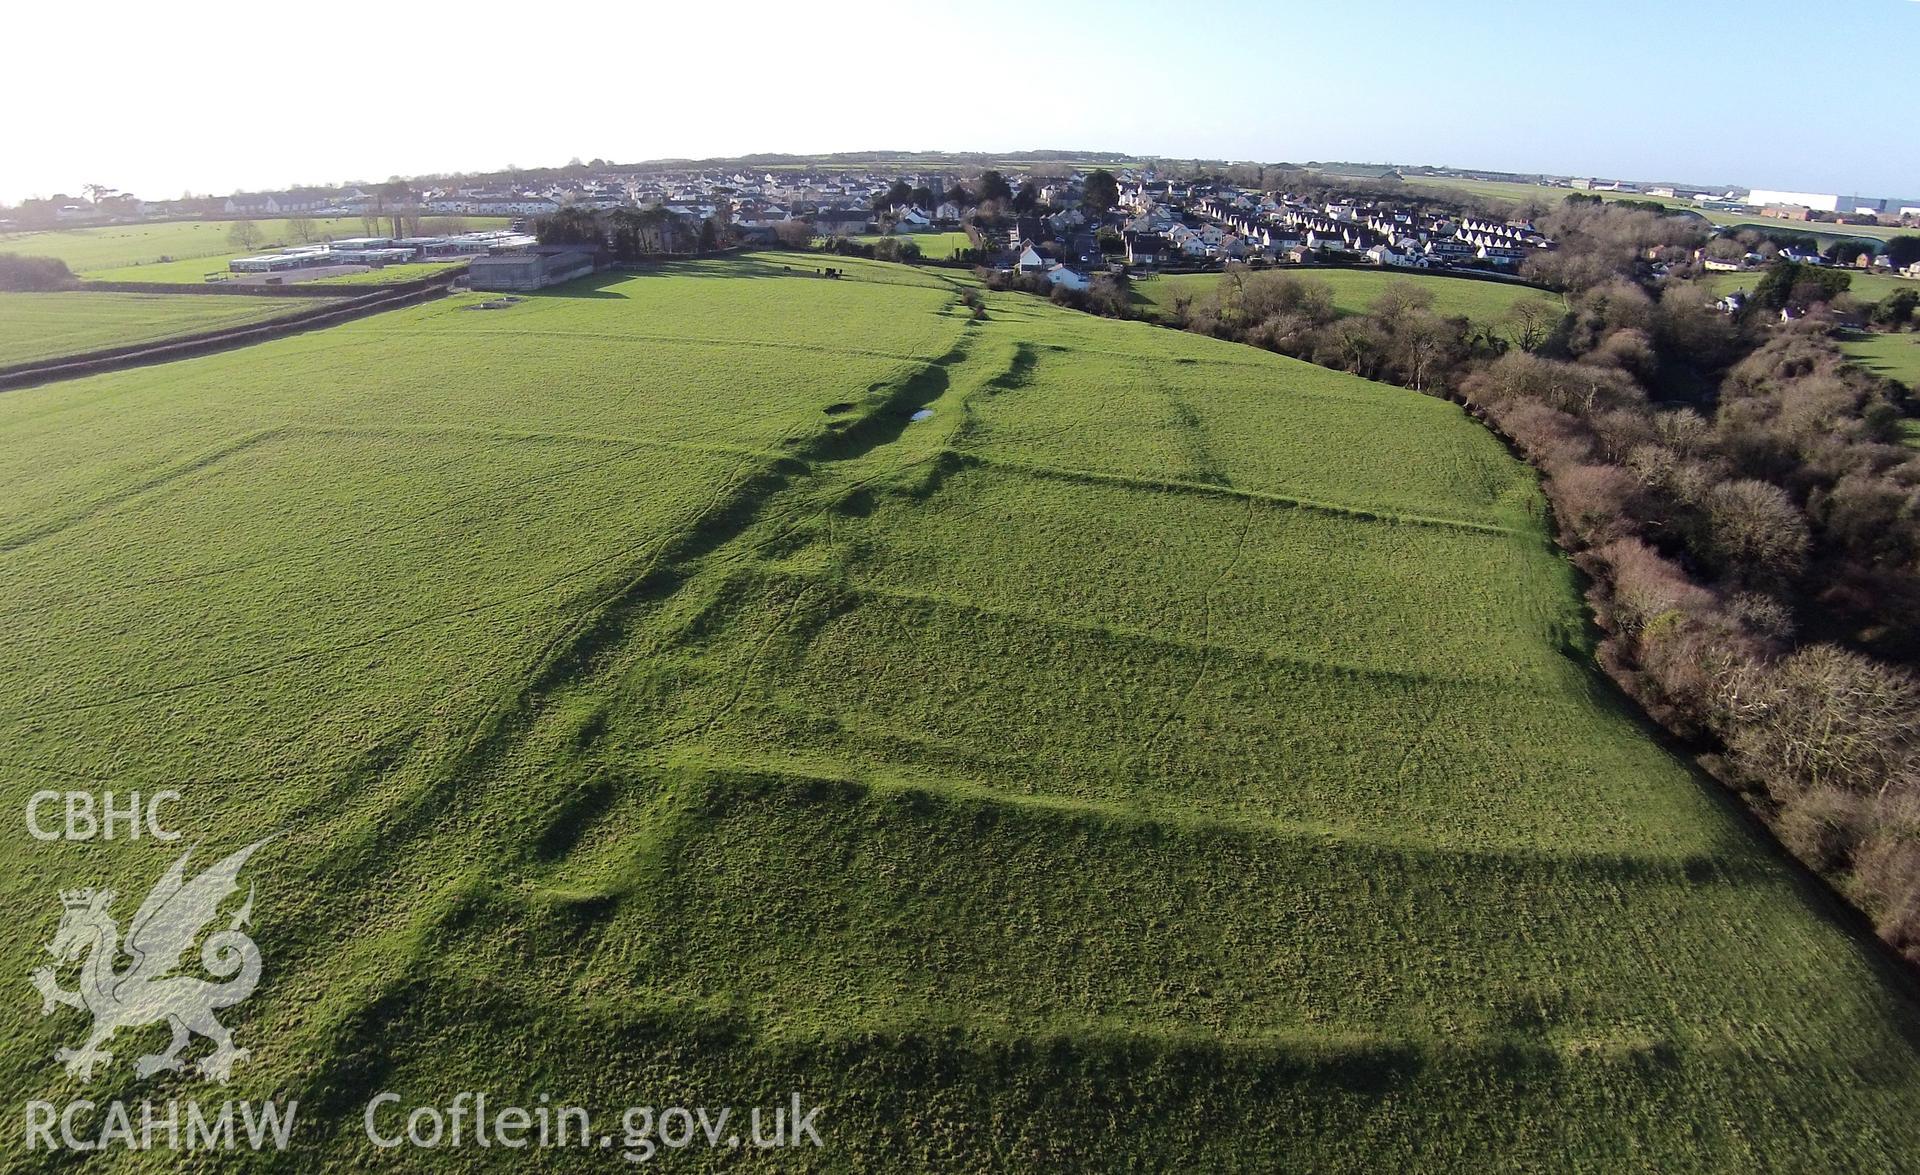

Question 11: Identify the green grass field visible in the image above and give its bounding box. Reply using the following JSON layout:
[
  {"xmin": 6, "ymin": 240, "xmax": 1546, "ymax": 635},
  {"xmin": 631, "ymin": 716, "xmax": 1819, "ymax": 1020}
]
[
  {"xmin": 0, "ymin": 291, "xmax": 324, "ymax": 367},
  {"xmin": 1, "ymin": 252, "xmax": 1916, "ymax": 1168},
  {"xmin": 1403, "ymin": 176, "xmax": 1911, "ymax": 244},
  {"xmin": 0, "ymin": 217, "xmax": 508, "ymax": 276},
  {"xmin": 1133, "ymin": 268, "xmax": 1555, "ymax": 328},
  {"xmin": 81, "ymin": 255, "xmax": 469, "ymax": 287},
  {"xmin": 852, "ymin": 230, "xmax": 974, "ymax": 258},
  {"xmin": 1841, "ymin": 330, "xmax": 1920, "ymax": 388}
]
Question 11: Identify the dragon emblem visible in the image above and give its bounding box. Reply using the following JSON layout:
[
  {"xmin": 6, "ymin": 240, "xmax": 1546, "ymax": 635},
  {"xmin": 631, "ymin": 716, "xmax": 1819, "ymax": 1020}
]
[{"xmin": 31, "ymin": 840, "xmax": 269, "ymax": 1084}]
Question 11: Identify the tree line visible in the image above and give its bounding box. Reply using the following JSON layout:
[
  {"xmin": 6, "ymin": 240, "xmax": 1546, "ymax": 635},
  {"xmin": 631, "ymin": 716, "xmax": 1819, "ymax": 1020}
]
[{"xmin": 534, "ymin": 206, "xmax": 727, "ymax": 259}]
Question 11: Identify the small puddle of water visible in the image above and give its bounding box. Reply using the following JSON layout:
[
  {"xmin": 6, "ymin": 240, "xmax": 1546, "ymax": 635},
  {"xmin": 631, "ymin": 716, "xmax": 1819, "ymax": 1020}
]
[{"xmin": 909, "ymin": 409, "xmax": 934, "ymax": 422}]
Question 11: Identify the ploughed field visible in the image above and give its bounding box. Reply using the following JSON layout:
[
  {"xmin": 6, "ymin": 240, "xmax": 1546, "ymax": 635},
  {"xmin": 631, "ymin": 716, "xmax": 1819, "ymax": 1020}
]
[{"xmin": 2, "ymin": 253, "xmax": 1917, "ymax": 1169}]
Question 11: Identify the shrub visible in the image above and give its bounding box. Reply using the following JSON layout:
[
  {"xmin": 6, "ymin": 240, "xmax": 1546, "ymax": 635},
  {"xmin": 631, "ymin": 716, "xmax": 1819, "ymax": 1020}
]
[
  {"xmin": 1777, "ymin": 786, "xmax": 1868, "ymax": 871},
  {"xmin": 0, "ymin": 253, "xmax": 76, "ymax": 291}
]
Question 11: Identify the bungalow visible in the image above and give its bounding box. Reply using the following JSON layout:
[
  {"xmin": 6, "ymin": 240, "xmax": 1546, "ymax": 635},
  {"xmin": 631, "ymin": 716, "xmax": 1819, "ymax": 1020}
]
[
  {"xmin": 1045, "ymin": 264, "xmax": 1090, "ymax": 291},
  {"xmin": 933, "ymin": 200, "xmax": 964, "ymax": 221},
  {"xmin": 1017, "ymin": 244, "xmax": 1048, "ymax": 272}
]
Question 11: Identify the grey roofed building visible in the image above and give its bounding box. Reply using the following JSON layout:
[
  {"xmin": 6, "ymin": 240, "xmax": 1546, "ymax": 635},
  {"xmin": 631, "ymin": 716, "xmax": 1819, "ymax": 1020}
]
[
  {"xmin": 469, "ymin": 248, "xmax": 596, "ymax": 292},
  {"xmin": 812, "ymin": 208, "xmax": 873, "ymax": 234}
]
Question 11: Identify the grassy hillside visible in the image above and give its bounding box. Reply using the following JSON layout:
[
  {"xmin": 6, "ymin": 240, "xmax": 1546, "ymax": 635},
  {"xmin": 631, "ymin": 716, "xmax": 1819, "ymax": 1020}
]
[
  {"xmin": 1842, "ymin": 330, "xmax": 1920, "ymax": 388},
  {"xmin": 2, "ymin": 253, "xmax": 1916, "ymax": 1168},
  {"xmin": 0, "ymin": 217, "xmax": 509, "ymax": 275},
  {"xmin": 1133, "ymin": 268, "xmax": 1552, "ymax": 326},
  {"xmin": 0, "ymin": 291, "xmax": 325, "ymax": 367}
]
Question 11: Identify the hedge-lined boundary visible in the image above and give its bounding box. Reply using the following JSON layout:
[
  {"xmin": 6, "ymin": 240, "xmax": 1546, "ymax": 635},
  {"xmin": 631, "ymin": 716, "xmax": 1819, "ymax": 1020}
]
[
  {"xmin": 78, "ymin": 260, "xmax": 470, "ymax": 298},
  {"xmin": 0, "ymin": 283, "xmax": 454, "ymax": 391}
]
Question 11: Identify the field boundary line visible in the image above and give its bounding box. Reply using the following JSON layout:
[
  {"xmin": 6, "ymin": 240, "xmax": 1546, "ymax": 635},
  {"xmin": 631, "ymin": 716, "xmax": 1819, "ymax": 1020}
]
[
  {"xmin": 0, "ymin": 281, "xmax": 455, "ymax": 391},
  {"xmin": 0, "ymin": 426, "xmax": 286, "ymax": 556},
  {"xmin": 958, "ymin": 452, "xmax": 1521, "ymax": 536},
  {"xmin": 638, "ymin": 753, "xmax": 1771, "ymax": 880},
  {"xmin": 746, "ymin": 562, "xmax": 1558, "ymax": 692}
]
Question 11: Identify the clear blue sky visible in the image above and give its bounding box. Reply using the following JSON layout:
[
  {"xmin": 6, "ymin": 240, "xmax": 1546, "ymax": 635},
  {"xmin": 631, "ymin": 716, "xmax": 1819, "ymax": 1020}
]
[
  {"xmin": 4, "ymin": 0, "xmax": 1915, "ymax": 203},
  {"xmin": 1129, "ymin": 0, "xmax": 1920, "ymax": 196}
]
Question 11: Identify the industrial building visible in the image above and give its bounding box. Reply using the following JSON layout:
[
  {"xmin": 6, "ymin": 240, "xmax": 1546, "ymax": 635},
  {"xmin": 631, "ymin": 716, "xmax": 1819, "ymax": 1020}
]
[
  {"xmin": 468, "ymin": 247, "xmax": 597, "ymax": 292},
  {"xmin": 1745, "ymin": 190, "xmax": 1889, "ymax": 215},
  {"xmin": 226, "ymin": 230, "xmax": 538, "ymax": 276}
]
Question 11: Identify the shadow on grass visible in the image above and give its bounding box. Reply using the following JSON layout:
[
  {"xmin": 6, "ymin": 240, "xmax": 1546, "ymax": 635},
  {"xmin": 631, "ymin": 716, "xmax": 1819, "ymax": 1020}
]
[{"xmin": 531, "ymin": 273, "xmax": 631, "ymax": 298}]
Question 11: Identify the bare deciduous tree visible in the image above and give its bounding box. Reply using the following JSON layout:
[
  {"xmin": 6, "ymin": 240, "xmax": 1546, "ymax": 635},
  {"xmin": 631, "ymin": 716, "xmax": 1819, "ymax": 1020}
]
[
  {"xmin": 1718, "ymin": 645, "xmax": 1920, "ymax": 798},
  {"xmin": 1705, "ymin": 479, "xmax": 1810, "ymax": 580},
  {"xmin": 226, "ymin": 219, "xmax": 262, "ymax": 251},
  {"xmin": 1502, "ymin": 296, "xmax": 1561, "ymax": 352}
]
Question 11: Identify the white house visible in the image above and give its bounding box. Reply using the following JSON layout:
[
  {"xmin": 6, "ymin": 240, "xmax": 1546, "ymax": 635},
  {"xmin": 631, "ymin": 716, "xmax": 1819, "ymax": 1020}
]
[
  {"xmin": 224, "ymin": 194, "xmax": 279, "ymax": 215},
  {"xmin": 1017, "ymin": 245, "xmax": 1047, "ymax": 271},
  {"xmin": 1045, "ymin": 264, "xmax": 1090, "ymax": 291}
]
